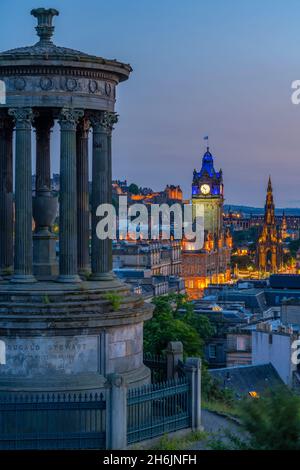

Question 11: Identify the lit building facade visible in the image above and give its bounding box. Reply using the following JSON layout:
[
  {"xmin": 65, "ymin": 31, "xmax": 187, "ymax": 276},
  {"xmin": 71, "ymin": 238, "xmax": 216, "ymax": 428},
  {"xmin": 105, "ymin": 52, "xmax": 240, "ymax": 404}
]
[
  {"xmin": 182, "ymin": 147, "xmax": 232, "ymax": 299},
  {"xmin": 257, "ymin": 177, "xmax": 283, "ymax": 273}
]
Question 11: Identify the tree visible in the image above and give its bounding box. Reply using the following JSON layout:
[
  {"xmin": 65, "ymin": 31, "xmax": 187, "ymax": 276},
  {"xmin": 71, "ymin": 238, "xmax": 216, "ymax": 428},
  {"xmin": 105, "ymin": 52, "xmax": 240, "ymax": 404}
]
[
  {"xmin": 128, "ymin": 183, "xmax": 139, "ymax": 195},
  {"xmin": 143, "ymin": 294, "xmax": 214, "ymax": 357}
]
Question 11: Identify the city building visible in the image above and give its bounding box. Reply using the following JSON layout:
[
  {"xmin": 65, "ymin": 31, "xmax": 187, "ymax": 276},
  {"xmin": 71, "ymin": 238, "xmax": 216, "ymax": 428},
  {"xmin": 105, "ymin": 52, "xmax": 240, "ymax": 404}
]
[
  {"xmin": 224, "ymin": 209, "xmax": 300, "ymax": 238},
  {"xmin": 227, "ymin": 328, "xmax": 252, "ymax": 367},
  {"xmin": 128, "ymin": 184, "xmax": 183, "ymax": 205},
  {"xmin": 256, "ymin": 177, "xmax": 283, "ymax": 273},
  {"xmin": 252, "ymin": 321, "xmax": 299, "ymax": 386},
  {"xmin": 209, "ymin": 363, "xmax": 284, "ymax": 398},
  {"xmin": 182, "ymin": 147, "xmax": 232, "ymax": 299},
  {"xmin": 182, "ymin": 299, "xmax": 250, "ymax": 368},
  {"xmin": 113, "ymin": 239, "xmax": 184, "ymax": 298}
]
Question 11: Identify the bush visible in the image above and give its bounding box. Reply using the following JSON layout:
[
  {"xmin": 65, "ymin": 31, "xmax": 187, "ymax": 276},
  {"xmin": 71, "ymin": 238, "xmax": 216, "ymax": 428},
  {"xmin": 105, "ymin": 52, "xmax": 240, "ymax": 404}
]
[
  {"xmin": 238, "ymin": 387, "xmax": 300, "ymax": 450},
  {"xmin": 144, "ymin": 294, "xmax": 214, "ymax": 358}
]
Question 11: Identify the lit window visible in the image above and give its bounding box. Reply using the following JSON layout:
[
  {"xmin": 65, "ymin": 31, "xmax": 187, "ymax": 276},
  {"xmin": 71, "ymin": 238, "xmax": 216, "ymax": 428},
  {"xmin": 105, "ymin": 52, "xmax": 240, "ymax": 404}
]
[{"xmin": 237, "ymin": 337, "xmax": 247, "ymax": 351}]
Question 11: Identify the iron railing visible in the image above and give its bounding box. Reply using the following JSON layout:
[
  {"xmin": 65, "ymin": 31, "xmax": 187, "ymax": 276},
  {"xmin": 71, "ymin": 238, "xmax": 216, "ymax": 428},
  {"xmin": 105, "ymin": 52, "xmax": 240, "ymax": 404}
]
[
  {"xmin": 127, "ymin": 378, "xmax": 191, "ymax": 444},
  {"xmin": 0, "ymin": 392, "xmax": 106, "ymax": 450},
  {"xmin": 143, "ymin": 353, "xmax": 167, "ymax": 383}
]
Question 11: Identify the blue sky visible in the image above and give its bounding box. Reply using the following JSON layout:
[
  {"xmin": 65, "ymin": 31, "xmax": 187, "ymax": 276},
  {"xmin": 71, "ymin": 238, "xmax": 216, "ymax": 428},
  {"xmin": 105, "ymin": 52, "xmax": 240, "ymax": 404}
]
[{"xmin": 1, "ymin": 0, "xmax": 300, "ymax": 207}]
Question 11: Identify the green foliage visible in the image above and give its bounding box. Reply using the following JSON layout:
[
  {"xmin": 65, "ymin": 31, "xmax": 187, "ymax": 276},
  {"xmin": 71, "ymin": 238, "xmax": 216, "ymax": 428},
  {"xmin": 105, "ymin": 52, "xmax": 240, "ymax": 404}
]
[
  {"xmin": 128, "ymin": 183, "xmax": 139, "ymax": 195},
  {"xmin": 215, "ymin": 388, "xmax": 300, "ymax": 450},
  {"xmin": 208, "ymin": 429, "xmax": 248, "ymax": 450},
  {"xmin": 152, "ymin": 434, "xmax": 184, "ymax": 450},
  {"xmin": 103, "ymin": 292, "xmax": 122, "ymax": 311},
  {"xmin": 238, "ymin": 388, "xmax": 300, "ymax": 450},
  {"xmin": 144, "ymin": 294, "xmax": 214, "ymax": 357},
  {"xmin": 151, "ymin": 431, "xmax": 209, "ymax": 450},
  {"xmin": 43, "ymin": 294, "xmax": 50, "ymax": 304},
  {"xmin": 202, "ymin": 398, "xmax": 241, "ymax": 419},
  {"xmin": 201, "ymin": 370, "xmax": 234, "ymax": 406}
]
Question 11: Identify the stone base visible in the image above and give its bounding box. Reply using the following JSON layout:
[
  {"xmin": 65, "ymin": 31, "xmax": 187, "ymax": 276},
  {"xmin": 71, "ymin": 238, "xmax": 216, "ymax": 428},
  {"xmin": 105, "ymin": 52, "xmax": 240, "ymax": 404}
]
[
  {"xmin": 89, "ymin": 270, "xmax": 116, "ymax": 281},
  {"xmin": 10, "ymin": 274, "xmax": 37, "ymax": 283},
  {"xmin": 56, "ymin": 274, "xmax": 82, "ymax": 283},
  {"xmin": 0, "ymin": 279, "xmax": 153, "ymax": 395},
  {"xmin": 0, "ymin": 365, "xmax": 151, "ymax": 395},
  {"xmin": 33, "ymin": 233, "xmax": 58, "ymax": 280}
]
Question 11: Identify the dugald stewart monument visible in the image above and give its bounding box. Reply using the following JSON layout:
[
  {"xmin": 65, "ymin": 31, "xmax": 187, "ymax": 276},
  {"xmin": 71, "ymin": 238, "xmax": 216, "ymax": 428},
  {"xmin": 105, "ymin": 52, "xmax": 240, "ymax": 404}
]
[{"xmin": 0, "ymin": 7, "xmax": 152, "ymax": 403}]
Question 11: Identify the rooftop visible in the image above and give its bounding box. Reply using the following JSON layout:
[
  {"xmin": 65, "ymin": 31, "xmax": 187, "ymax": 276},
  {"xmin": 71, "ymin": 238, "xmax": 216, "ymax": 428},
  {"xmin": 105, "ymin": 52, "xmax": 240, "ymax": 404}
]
[{"xmin": 209, "ymin": 363, "xmax": 284, "ymax": 398}]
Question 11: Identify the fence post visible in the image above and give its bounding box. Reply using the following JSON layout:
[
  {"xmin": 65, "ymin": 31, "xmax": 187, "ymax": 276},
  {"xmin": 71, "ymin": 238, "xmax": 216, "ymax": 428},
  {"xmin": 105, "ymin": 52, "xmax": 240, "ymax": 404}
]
[
  {"xmin": 184, "ymin": 357, "xmax": 202, "ymax": 430},
  {"xmin": 106, "ymin": 373, "xmax": 127, "ymax": 450},
  {"xmin": 166, "ymin": 341, "xmax": 183, "ymax": 379}
]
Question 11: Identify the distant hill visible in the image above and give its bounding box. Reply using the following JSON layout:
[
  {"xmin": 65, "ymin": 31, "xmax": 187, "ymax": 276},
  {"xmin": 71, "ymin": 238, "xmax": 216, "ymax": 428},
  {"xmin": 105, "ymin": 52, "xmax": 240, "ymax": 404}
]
[{"xmin": 224, "ymin": 205, "xmax": 300, "ymax": 216}]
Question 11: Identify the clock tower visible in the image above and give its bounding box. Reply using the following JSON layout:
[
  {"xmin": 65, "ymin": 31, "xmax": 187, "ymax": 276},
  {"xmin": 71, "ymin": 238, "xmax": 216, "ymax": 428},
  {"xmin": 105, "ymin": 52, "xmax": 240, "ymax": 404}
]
[
  {"xmin": 192, "ymin": 147, "xmax": 224, "ymax": 237},
  {"xmin": 182, "ymin": 145, "xmax": 231, "ymax": 299}
]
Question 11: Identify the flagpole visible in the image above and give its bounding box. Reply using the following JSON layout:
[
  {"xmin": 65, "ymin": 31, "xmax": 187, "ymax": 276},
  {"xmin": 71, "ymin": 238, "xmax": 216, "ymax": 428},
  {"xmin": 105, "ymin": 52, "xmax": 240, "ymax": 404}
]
[{"xmin": 204, "ymin": 135, "xmax": 209, "ymax": 150}]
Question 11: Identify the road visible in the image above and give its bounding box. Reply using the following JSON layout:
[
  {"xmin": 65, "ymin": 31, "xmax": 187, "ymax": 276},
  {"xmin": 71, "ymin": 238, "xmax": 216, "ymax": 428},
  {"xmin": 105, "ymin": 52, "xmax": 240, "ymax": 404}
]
[{"xmin": 188, "ymin": 409, "xmax": 245, "ymax": 450}]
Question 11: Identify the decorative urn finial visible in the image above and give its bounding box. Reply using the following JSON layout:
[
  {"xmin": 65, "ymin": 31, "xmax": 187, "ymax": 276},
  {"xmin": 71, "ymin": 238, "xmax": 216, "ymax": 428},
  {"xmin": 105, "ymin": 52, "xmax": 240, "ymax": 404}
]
[{"xmin": 30, "ymin": 8, "xmax": 59, "ymax": 45}]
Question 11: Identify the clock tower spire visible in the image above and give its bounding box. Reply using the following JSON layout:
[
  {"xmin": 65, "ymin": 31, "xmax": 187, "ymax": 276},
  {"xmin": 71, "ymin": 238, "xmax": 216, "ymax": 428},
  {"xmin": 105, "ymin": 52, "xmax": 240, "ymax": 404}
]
[
  {"xmin": 182, "ymin": 142, "xmax": 231, "ymax": 299},
  {"xmin": 192, "ymin": 146, "xmax": 223, "ymax": 237}
]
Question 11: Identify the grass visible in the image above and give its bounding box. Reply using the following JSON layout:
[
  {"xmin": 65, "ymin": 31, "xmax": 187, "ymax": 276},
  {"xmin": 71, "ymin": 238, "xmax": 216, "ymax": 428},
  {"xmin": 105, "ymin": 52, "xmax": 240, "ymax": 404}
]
[
  {"xmin": 202, "ymin": 399, "xmax": 241, "ymax": 419},
  {"xmin": 43, "ymin": 294, "xmax": 51, "ymax": 304},
  {"xmin": 103, "ymin": 292, "xmax": 122, "ymax": 310},
  {"xmin": 150, "ymin": 430, "xmax": 209, "ymax": 450}
]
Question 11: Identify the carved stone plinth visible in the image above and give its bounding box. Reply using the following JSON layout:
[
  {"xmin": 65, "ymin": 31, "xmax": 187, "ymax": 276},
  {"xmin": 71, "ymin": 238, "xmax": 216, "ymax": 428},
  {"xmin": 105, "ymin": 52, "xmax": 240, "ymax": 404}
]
[{"xmin": 0, "ymin": 280, "xmax": 152, "ymax": 394}]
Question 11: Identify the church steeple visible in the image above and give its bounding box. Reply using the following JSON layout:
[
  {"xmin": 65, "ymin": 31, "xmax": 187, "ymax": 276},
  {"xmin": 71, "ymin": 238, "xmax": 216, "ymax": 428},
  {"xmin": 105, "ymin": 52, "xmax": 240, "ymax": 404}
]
[
  {"xmin": 257, "ymin": 176, "xmax": 283, "ymax": 273},
  {"xmin": 267, "ymin": 175, "xmax": 272, "ymax": 192},
  {"xmin": 265, "ymin": 175, "xmax": 275, "ymax": 226}
]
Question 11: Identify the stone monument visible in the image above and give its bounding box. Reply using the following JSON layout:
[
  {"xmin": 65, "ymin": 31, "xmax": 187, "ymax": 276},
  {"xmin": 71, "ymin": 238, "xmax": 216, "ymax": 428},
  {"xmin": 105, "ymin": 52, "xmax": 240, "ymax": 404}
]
[{"xmin": 0, "ymin": 8, "xmax": 152, "ymax": 396}]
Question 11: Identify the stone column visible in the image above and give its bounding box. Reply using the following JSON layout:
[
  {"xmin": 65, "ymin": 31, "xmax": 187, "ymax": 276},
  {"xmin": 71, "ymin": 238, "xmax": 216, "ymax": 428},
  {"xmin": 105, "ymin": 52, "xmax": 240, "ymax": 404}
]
[
  {"xmin": 35, "ymin": 115, "xmax": 53, "ymax": 193},
  {"xmin": 32, "ymin": 115, "xmax": 58, "ymax": 279},
  {"xmin": 184, "ymin": 357, "xmax": 202, "ymax": 431},
  {"xmin": 76, "ymin": 117, "xmax": 90, "ymax": 276},
  {"xmin": 0, "ymin": 117, "xmax": 13, "ymax": 276},
  {"xmin": 106, "ymin": 374, "xmax": 127, "ymax": 449},
  {"xmin": 90, "ymin": 111, "xmax": 118, "ymax": 281},
  {"xmin": 166, "ymin": 341, "xmax": 183, "ymax": 379},
  {"xmin": 57, "ymin": 108, "xmax": 84, "ymax": 283},
  {"xmin": 8, "ymin": 107, "xmax": 36, "ymax": 283}
]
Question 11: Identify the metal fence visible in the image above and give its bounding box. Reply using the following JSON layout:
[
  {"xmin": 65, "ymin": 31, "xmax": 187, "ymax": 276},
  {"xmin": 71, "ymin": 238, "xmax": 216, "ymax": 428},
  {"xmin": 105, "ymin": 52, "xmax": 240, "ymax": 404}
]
[
  {"xmin": 0, "ymin": 392, "xmax": 106, "ymax": 450},
  {"xmin": 127, "ymin": 378, "xmax": 191, "ymax": 444},
  {"xmin": 143, "ymin": 353, "xmax": 167, "ymax": 383}
]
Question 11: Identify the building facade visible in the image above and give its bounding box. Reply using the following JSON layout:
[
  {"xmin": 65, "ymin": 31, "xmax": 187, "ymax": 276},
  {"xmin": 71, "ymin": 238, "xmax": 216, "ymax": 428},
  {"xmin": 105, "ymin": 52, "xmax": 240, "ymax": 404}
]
[
  {"xmin": 257, "ymin": 177, "xmax": 283, "ymax": 273},
  {"xmin": 182, "ymin": 147, "xmax": 232, "ymax": 299}
]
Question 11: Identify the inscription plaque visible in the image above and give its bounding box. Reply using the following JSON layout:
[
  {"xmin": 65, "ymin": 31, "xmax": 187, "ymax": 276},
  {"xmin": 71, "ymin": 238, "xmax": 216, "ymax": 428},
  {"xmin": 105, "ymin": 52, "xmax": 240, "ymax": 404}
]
[{"xmin": 0, "ymin": 335, "xmax": 99, "ymax": 377}]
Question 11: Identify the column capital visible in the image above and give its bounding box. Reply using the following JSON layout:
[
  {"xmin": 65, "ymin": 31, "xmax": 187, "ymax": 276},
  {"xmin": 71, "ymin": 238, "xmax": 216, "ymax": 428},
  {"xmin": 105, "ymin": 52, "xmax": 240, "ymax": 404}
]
[
  {"xmin": 89, "ymin": 111, "xmax": 118, "ymax": 133},
  {"xmin": 58, "ymin": 107, "xmax": 84, "ymax": 131},
  {"xmin": 8, "ymin": 107, "xmax": 36, "ymax": 126},
  {"xmin": 103, "ymin": 111, "xmax": 118, "ymax": 134}
]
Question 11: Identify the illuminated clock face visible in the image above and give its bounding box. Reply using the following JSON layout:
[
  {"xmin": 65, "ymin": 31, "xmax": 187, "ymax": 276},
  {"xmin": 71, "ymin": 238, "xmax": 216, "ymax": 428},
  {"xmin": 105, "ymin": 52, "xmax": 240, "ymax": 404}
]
[{"xmin": 200, "ymin": 184, "xmax": 210, "ymax": 195}]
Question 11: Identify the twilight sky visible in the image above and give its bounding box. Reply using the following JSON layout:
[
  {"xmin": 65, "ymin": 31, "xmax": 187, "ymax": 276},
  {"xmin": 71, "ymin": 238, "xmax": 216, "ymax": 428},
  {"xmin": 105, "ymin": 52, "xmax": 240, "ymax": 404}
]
[{"xmin": 1, "ymin": 0, "xmax": 300, "ymax": 207}]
